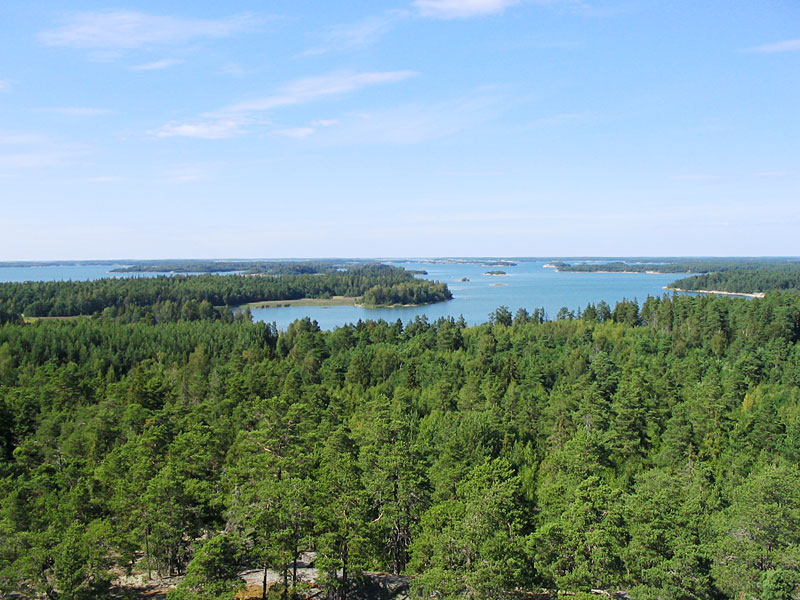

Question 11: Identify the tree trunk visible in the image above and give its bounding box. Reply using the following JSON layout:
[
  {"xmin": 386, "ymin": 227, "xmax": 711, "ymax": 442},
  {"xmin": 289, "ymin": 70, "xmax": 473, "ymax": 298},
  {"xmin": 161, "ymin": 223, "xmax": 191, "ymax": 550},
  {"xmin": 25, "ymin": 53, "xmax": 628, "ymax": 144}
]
[
  {"xmin": 292, "ymin": 541, "xmax": 298, "ymax": 593},
  {"xmin": 342, "ymin": 542, "xmax": 348, "ymax": 600},
  {"xmin": 262, "ymin": 561, "xmax": 269, "ymax": 600}
]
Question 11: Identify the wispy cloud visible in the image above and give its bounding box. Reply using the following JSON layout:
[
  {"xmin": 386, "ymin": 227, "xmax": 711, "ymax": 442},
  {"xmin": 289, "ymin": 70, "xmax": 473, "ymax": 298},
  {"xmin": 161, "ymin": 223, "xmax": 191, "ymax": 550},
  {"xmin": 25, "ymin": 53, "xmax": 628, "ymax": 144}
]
[
  {"xmin": 152, "ymin": 70, "xmax": 416, "ymax": 139},
  {"xmin": 311, "ymin": 119, "xmax": 339, "ymax": 127},
  {"xmin": 220, "ymin": 70, "xmax": 417, "ymax": 114},
  {"xmin": 152, "ymin": 118, "xmax": 252, "ymax": 140},
  {"xmin": 671, "ymin": 173, "xmax": 722, "ymax": 182},
  {"xmin": 0, "ymin": 131, "xmax": 53, "ymax": 145},
  {"xmin": 159, "ymin": 164, "xmax": 215, "ymax": 183},
  {"xmin": 533, "ymin": 111, "xmax": 592, "ymax": 126},
  {"xmin": 303, "ymin": 11, "xmax": 406, "ymax": 55},
  {"xmin": 745, "ymin": 39, "xmax": 800, "ymax": 54},
  {"xmin": 0, "ymin": 80, "xmax": 10, "ymax": 93},
  {"xmin": 0, "ymin": 151, "xmax": 86, "ymax": 170},
  {"xmin": 276, "ymin": 127, "xmax": 316, "ymax": 139},
  {"xmin": 130, "ymin": 58, "xmax": 184, "ymax": 71},
  {"xmin": 77, "ymin": 176, "xmax": 124, "ymax": 183},
  {"xmin": 751, "ymin": 170, "xmax": 788, "ymax": 178},
  {"xmin": 413, "ymin": 0, "xmax": 521, "ymax": 19},
  {"xmin": 220, "ymin": 63, "xmax": 249, "ymax": 77},
  {"xmin": 292, "ymin": 93, "xmax": 501, "ymax": 144},
  {"xmin": 0, "ymin": 130, "xmax": 90, "ymax": 172},
  {"xmin": 39, "ymin": 10, "xmax": 261, "ymax": 49},
  {"xmin": 33, "ymin": 107, "xmax": 111, "ymax": 116}
]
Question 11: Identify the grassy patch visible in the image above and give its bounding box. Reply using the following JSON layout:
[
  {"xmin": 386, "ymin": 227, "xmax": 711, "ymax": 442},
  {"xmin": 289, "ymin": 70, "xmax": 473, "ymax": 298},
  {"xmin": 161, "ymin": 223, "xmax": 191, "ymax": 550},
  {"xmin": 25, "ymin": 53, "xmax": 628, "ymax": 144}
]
[
  {"xmin": 241, "ymin": 296, "xmax": 360, "ymax": 309},
  {"xmin": 23, "ymin": 315, "xmax": 88, "ymax": 323}
]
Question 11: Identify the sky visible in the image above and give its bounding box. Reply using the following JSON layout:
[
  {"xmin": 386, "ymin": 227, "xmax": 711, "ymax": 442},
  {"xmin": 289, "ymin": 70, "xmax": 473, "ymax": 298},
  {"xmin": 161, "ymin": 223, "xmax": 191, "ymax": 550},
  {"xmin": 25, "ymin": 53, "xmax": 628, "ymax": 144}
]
[{"xmin": 0, "ymin": 0, "xmax": 798, "ymax": 259}]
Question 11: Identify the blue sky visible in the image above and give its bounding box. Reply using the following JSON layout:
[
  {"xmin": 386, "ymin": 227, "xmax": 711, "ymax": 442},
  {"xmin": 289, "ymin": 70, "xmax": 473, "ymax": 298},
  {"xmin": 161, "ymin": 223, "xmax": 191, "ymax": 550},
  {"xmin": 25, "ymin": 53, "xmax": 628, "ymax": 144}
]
[{"xmin": 1, "ymin": 0, "xmax": 798, "ymax": 259}]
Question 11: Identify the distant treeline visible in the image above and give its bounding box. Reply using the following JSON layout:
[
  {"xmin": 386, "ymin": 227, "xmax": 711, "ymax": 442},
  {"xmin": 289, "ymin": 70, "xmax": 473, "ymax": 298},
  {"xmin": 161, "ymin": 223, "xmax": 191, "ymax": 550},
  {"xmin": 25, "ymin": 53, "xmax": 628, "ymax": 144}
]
[
  {"xmin": 557, "ymin": 259, "xmax": 800, "ymax": 274},
  {"xmin": 0, "ymin": 265, "xmax": 451, "ymax": 320},
  {"xmin": 110, "ymin": 260, "xmax": 371, "ymax": 275},
  {"xmin": 670, "ymin": 268, "xmax": 800, "ymax": 294}
]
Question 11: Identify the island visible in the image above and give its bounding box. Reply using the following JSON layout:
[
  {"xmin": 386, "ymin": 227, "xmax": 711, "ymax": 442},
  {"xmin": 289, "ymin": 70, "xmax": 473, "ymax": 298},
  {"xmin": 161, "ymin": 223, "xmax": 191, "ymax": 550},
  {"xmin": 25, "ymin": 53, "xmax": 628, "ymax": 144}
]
[
  {"xmin": 667, "ymin": 266, "xmax": 800, "ymax": 296},
  {"xmin": 0, "ymin": 264, "xmax": 452, "ymax": 321},
  {"xmin": 483, "ymin": 270, "xmax": 507, "ymax": 276}
]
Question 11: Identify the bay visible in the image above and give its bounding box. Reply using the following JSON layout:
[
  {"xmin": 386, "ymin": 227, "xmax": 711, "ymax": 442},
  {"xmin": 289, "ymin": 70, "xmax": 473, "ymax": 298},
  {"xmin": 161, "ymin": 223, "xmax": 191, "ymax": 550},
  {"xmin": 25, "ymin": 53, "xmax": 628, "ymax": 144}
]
[
  {"xmin": 0, "ymin": 264, "xmax": 163, "ymax": 282},
  {"xmin": 248, "ymin": 260, "xmax": 682, "ymax": 330}
]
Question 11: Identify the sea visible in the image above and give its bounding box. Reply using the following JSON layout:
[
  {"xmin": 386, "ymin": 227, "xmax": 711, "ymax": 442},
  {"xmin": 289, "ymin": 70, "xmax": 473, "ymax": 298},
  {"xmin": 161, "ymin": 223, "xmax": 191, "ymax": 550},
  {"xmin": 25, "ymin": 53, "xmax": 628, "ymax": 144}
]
[{"xmin": 0, "ymin": 260, "xmax": 690, "ymax": 330}]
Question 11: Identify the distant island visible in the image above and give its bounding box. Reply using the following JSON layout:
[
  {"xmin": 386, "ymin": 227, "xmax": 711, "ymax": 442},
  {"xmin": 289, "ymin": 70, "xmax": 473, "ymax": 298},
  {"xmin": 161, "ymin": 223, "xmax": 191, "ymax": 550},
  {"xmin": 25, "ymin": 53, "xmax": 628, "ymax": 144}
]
[
  {"xmin": 551, "ymin": 258, "xmax": 800, "ymax": 275},
  {"xmin": 415, "ymin": 258, "xmax": 517, "ymax": 267},
  {"xmin": 667, "ymin": 267, "xmax": 800, "ymax": 296},
  {"xmin": 0, "ymin": 264, "xmax": 452, "ymax": 321},
  {"xmin": 484, "ymin": 270, "xmax": 507, "ymax": 276}
]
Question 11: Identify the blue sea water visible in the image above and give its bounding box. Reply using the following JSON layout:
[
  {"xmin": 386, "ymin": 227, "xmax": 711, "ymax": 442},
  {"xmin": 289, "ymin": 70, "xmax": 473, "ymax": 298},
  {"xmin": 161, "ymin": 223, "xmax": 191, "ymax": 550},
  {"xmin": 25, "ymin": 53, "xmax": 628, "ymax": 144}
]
[
  {"xmin": 0, "ymin": 260, "xmax": 690, "ymax": 330},
  {"xmin": 248, "ymin": 260, "xmax": 682, "ymax": 330},
  {"xmin": 0, "ymin": 264, "xmax": 161, "ymax": 282}
]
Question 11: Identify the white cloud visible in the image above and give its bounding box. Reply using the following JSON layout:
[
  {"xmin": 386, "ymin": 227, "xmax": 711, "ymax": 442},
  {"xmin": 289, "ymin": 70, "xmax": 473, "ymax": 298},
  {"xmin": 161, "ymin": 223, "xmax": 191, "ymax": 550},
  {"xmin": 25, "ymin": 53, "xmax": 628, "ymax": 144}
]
[
  {"xmin": 153, "ymin": 70, "xmax": 415, "ymax": 139},
  {"xmin": 745, "ymin": 39, "xmax": 800, "ymax": 54},
  {"xmin": 307, "ymin": 94, "xmax": 500, "ymax": 145},
  {"xmin": 220, "ymin": 62, "xmax": 248, "ymax": 77},
  {"xmin": 276, "ymin": 127, "xmax": 316, "ymax": 139},
  {"xmin": 159, "ymin": 164, "xmax": 214, "ymax": 183},
  {"xmin": 130, "ymin": 59, "xmax": 184, "ymax": 71},
  {"xmin": 413, "ymin": 0, "xmax": 521, "ymax": 19},
  {"xmin": 39, "ymin": 10, "xmax": 261, "ymax": 49},
  {"xmin": 0, "ymin": 131, "xmax": 52, "ymax": 145},
  {"xmin": 220, "ymin": 70, "xmax": 417, "ymax": 114},
  {"xmin": 751, "ymin": 171, "xmax": 788, "ymax": 178},
  {"xmin": 0, "ymin": 80, "xmax": 10, "ymax": 93},
  {"xmin": 152, "ymin": 118, "xmax": 250, "ymax": 139},
  {"xmin": 671, "ymin": 174, "xmax": 722, "ymax": 182},
  {"xmin": 33, "ymin": 107, "xmax": 111, "ymax": 116},
  {"xmin": 77, "ymin": 176, "xmax": 123, "ymax": 183},
  {"xmin": 533, "ymin": 111, "xmax": 591, "ymax": 126},
  {"xmin": 0, "ymin": 151, "xmax": 83, "ymax": 170},
  {"xmin": 303, "ymin": 11, "xmax": 406, "ymax": 55},
  {"xmin": 0, "ymin": 131, "xmax": 88, "ymax": 171},
  {"xmin": 311, "ymin": 119, "xmax": 339, "ymax": 127}
]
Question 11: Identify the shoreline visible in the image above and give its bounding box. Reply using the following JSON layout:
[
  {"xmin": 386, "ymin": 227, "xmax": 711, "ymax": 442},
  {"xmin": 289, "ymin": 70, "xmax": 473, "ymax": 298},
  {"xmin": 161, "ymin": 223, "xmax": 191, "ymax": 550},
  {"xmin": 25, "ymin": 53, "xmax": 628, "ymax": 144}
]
[
  {"xmin": 240, "ymin": 296, "xmax": 444, "ymax": 310},
  {"xmin": 556, "ymin": 269, "xmax": 680, "ymax": 275},
  {"xmin": 241, "ymin": 296, "xmax": 358, "ymax": 309},
  {"xmin": 666, "ymin": 287, "xmax": 766, "ymax": 299}
]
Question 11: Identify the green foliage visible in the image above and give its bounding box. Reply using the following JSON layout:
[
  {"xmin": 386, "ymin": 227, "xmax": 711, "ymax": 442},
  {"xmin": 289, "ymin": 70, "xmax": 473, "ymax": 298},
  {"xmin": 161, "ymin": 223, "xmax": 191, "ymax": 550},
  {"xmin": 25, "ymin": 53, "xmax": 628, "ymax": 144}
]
[
  {"xmin": 410, "ymin": 458, "xmax": 531, "ymax": 599},
  {"xmin": 0, "ymin": 264, "xmax": 451, "ymax": 320},
  {"xmin": 167, "ymin": 534, "xmax": 243, "ymax": 600},
  {"xmin": 2, "ymin": 292, "xmax": 800, "ymax": 599},
  {"xmin": 671, "ymin": 267, "xmax": 800, "ymax": 294}
]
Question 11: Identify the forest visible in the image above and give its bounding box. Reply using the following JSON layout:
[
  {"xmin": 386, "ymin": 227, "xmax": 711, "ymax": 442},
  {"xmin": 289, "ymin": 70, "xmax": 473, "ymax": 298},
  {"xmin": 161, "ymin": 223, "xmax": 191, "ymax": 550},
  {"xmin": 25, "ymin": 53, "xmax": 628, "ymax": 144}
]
[
  {"xmin": 555, "ymin": 258, "xmax": 800, "ymax": 275},
  {"xmin": 109, "ymin": 260, "xmax": 378, "ymax": 275},
  {"xmin": 0, "ymin": 265, "xmax": 452, "ymax": 321},
  {"xmin": 2, "ymin": 285, "xmax": 800, "ymax": 599},
  {"xmin": 670, "ymin": 269, "xmax": 800, "ymax": 294}
]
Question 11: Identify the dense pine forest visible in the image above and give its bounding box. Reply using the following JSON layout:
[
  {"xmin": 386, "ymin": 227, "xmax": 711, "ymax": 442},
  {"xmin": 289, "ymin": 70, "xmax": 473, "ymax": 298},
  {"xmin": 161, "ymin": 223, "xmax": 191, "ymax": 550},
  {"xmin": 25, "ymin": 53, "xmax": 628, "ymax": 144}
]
[
  {"xmin": 555, "ymin": 258, "xmax": 800, "ymax": 275},
  {"xmin": 2, "ymin": 286, "xmax": 800, "ymax": 599},
  {"xmin": 0, "ymin": 265, "xmax": 452, "ymax": 321},
  {"xmin": 108, "ymin": 260, "xmax": 382, "ymax": 275},
  {"xmin": 670, "ymin": 269, "xmax": 800, "ymax": 295}
]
